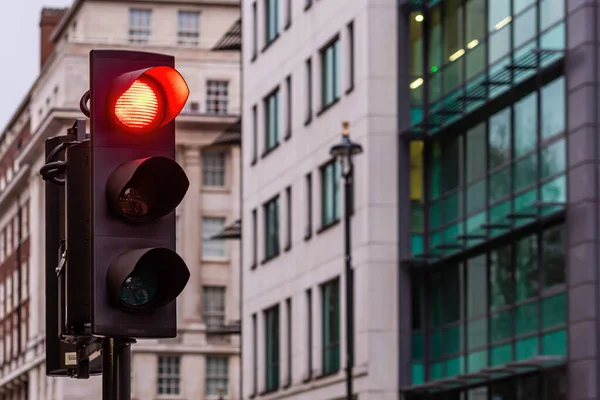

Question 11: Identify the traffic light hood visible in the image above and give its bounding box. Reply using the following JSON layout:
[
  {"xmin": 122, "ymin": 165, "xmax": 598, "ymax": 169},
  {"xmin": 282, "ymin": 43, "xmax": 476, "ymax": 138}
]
[
  {"xmin": 109, "ymin": 66, "xmax": 190, "ymax": 133},
  {"xmin": 106, "ymin": 156, "xmax": 190, "ymax": 223},
  {"xmin": 106, "ymin": 248, "xmax": 190, "ymax": 313}
]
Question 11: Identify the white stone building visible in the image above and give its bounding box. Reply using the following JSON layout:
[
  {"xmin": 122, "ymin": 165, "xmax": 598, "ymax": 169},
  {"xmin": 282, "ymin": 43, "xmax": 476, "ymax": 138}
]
[
  {"xmin": 0, "ymin": 1, "xmax": 242, "ymax": 399},
  {"xmin": 241, "ymin": 0, "xmax": 399, "ymax": 400}
]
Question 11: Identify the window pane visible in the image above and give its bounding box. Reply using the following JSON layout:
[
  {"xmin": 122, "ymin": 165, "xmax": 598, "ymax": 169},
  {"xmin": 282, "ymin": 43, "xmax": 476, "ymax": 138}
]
[
  {"xmin": 410, "ymin": 13, "xmax": 424, "ymax": 76},
  {"xmin": 202, "ymin": 217, "xmax": 226, "ymax": 258},
  {"xmin": 490, "ymin": 245, "xmax": 513, "ymax": 309},
  {"xmin": 467, "ymin": 318, "xmax": 487, "ymax": 350},
  {"xmin": 467, "ymin": 255, "xmax": 487, "ymax": 318},
  {"xmin": 489, "ymin": 107, "xmax": 512, "ymax": 168},
  {"xmin": 441, "ymin": 136, "xmax": 462, "ymax": 193},
  {"xmin": 467, "ymin": 122, "xmax": 486, "ymax": 182},
  {"xmin": 514, "ymin": 6, "xmax": 537, "ymax": 48},
  {"xmin": 442, "ymin": 264, "xmax": 461, "ymax": 324},
  {"xmin": 428, "ymin": 6, "xmax": 442, "ymax": 74},
  {"xmin": 514, "ymin": 153, "xmax": 538, "ymax": 192},
  {"xmin": 541, "ymin": 77, "xmax": 565, "ymax": 140},
  {"xmin": 490, "ymin": 310, "xmax": 511, "ymax": 343},
  {"xmin": 541, "ymin": 139, "xmax": 566, "ymax": 179},
  {"xmin": 514, "ymin": 92, "xmax": 538, "ymax": 157},
  {"xmin": 540, "ymin": 0, "xmax": 565, "ymax": 31},
  {"xmin": 515, "ymin": 235, "xmax": 538, "ymax": 301},
  {"xmin": 542, "ymin": 225, "xmax": 565, "ymax": 287}
]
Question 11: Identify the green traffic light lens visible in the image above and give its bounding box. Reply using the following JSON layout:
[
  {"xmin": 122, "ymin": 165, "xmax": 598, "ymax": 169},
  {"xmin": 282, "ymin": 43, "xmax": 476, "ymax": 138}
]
[
  {"xmin": 118, "ymin": 187, "xmax": 150, "ymax": 218},
  {"xmin": 118, "ymin": 268, "xmax": 159, "ymax": 307}
]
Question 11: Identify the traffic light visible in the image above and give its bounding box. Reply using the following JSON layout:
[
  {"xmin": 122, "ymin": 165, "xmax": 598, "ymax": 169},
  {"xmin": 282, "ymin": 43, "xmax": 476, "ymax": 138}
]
[{"xmin": 88, "ymin": 50, "xmax": 191, "ymax": 338}]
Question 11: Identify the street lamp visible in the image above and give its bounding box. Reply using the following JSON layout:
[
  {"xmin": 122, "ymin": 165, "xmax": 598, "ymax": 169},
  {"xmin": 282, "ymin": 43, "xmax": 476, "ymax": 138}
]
[{"xmin": 329, "ymin": 121, "xmax": 363, "ymax": 400}]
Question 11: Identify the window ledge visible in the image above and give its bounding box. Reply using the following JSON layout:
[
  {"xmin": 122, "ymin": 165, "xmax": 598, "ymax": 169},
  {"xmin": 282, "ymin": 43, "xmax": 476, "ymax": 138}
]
[
  {"xmin": 284, "ymin": 21, "xmax": 291, "ymax": 31},
  {"xmin": 284, "ymin": 129, "xmax": 291, "ymax": 141},
  {"xmin": 301, "ymin": 373, "xmax": 313, "ymax": 383},
  {"xmin": 314, "ymin": 370, "xmax": 339, "ymax": 380},
  {"xmin": 282, "ymin": 377, "xmax": 292, "ymax": 389},
  {"xmin": 316, "ymin": 97, "xmax": 340, "ymax": 117},
  {"xmin": 251, "ymin": 157, "xmax": 258, "ymax": 167},
  {"xmin": 304, "ymin": 230, "xmax": 312, "ymax": 241},
  {"xmin": 261, "ymin": 142, "xmax": 280, "ymax": 159},
  {"xmin": 261, "ymin": 252, "xmax": 280, "ymax": 265},
  {"xmin": 317, "ymin": 219, "xmax": 340, "ymax": 235},
  {"xmin": 249, "ymin": 393, "xmax": 257, "ymax": 399},
  {"xmin": 201, "ymin": 186, "xmax": 230, "ymax": 194},
  {"xmin": 345, "ymin": 84, "xmax": 354, "ymax": 95},
  {"xmin": 284, "ymin": 243, "xmax": 292, "ymax": 252},
  {"xmin": 250, "ymin": 262, "xmax": 257, "ymax": 271},
  {"xmin": 259, "ymin": 387, "xmax": 279, "ymax": 396},
  {"xmin": 201, "ymin": 257, "xmax": 229, "ymax": 264},
  {"xmin": 251, "ymin": 53, "xmax": 258, "ymax": 63},
  {"xmin": 304, "ymin": 3, "xmax": 312, "ymax": 11},
  {"xmin": 262, "ymin": 34, "xmax": 280, "ymax": 53},
  {"xmin": 304, "ymin": 115, "xmax": 312, "ymax": 126}
]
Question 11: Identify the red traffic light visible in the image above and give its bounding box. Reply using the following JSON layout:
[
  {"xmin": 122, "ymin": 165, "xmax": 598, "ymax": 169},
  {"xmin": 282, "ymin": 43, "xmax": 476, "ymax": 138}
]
[{"xmin": 110, "ymin": 66, "xmax": 190, "ymax": 134}]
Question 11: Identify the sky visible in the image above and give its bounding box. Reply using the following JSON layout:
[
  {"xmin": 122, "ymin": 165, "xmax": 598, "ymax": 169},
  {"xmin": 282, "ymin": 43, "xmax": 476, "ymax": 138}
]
[{"xmin": 0, "ymin": 0, "xmax": 72, "ymax": 131}]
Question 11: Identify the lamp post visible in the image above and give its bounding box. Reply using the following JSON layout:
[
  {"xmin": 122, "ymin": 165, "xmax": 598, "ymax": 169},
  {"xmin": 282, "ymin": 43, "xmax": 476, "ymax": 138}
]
[{"xmin": 329, "ymin": 121, "xmax": 363, "ymax": 400}]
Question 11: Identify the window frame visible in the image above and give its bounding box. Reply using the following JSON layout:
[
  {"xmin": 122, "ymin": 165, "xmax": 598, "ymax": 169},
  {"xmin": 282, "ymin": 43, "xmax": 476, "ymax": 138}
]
[
  {"xmin": 265, "ymin": 304, "xmax": 280, "ymax": 392},
  {"xmin": 320, "ymin": 160, "xmax": 341, "ymax": 229},
  {"xmin": 264, "ymin": 88, "xmax": 280, "ymax": 155},
  {"xmin": 157, "ymin": 355, "xmax": 181, "ymax": 396},
  {"xmin": 320, "ymin": 36, "xmax": 341, "ymax": 112},
  {"xmin": 205, "ymin": 356, "xmax": 229, "ymax": 396},
  {"xmin": 201, "ymin": 216, "xmax": 227, "ymax": 259},
  {"xmin": 264, "ymin": 0, "xmax": 280, "ymax": 47},
  {"xmin": 128, "ymin": 9, "xmax": 152, "ymax": 44},
  {"xmin": 202, "ymin": 286, "xmax": 226, "ymax": 330},
  {"xmin": 202, "ymin": 150, "xmax": 227, "ymax": 188},
  {"xmin": 205, "ymin": 80, "xmax": 229, "ymax": 115},
  {"xmin": 321, "ymin": 277, "xmax": 341, "ymax": 375},
  {"xmin": 263, "ymin": 196, "xmax": 280, "ymax": 262},
  {"xmin": 177, "ymin": 10, "xmax": 200, "ymax": 46}
]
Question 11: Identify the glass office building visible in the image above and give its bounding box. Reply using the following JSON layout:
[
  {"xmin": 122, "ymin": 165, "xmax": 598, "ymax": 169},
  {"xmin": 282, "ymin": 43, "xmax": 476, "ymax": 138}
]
[{"xmin": 397, "ymin": 0, "xmax": 582, "ymax": 398}]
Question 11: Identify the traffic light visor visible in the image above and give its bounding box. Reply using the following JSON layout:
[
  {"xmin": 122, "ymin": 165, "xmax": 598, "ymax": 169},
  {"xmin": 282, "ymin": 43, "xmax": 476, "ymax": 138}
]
[
  {"xmin": 106, "ymin": 248, "xmax": 190, "ymax": 312},
  {"xmin": 106, "ymin": 157, "xmax": 189, "ymax": 223},
  {"xmin": 110, "ymin": 66, "xmax": 190, "ymax": 133}
]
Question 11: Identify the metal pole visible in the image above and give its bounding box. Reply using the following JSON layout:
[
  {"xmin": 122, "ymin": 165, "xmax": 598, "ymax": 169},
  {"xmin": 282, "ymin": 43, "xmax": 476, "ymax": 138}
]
[
  {"xmin": 344, "ymin": 158, "xmax": 355, "ymax": 400},
  {"xmin": 116, "ymin": 340, "xmax": 132, "ymax": 400},
  {"xmin": 102, "ymin": 339, "xmax": 115, "ymax": 400}
]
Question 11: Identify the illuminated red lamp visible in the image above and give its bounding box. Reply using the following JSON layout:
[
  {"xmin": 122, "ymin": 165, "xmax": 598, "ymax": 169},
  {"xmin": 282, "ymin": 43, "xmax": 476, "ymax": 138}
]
[{"xmin": 110, "ymin": 66, "xmax": 190, "ymax": 133}]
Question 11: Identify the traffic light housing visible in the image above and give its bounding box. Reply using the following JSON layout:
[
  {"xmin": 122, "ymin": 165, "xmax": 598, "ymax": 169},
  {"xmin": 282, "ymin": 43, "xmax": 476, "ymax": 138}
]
[{"xmin": 89, "ymin": 50, "xmax": 191, "ymax": 338}]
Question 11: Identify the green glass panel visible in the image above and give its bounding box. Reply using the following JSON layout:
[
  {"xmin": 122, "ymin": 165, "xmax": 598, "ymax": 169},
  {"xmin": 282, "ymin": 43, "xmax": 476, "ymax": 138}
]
[
  {"xmin": 488, "ymin": 23, "xmax": 510, "ymax": 65},
  {"xmin": 490, "ymin": 200, "xmax": 510, "ymax": 223},
  {"xmin": 540, "ymin": 23, "xmax": 566, "ymax": 67},
  {"xmin": 514, "ymin": 42, "xmax": 537, "ymax": 84},
  {"xmin": 515, "ymin": 302, "xmax": 538, "ymax": 336},
  {"xmin": 542, "ymin": 225, "xmax": 565, "ymax": 287},
  {"xmin": 431, "ymin": 331, "xmax": 443, "ymax": 359},
  {"xmin": 516, "ymin": 336, "xmax": 539, "ymax": 360},
  {"xmin": 541, "ymin": 139, "xmax": 566, "ymax": 179},
  {"xmin": 467, "ymin": 255, "xmax": 487, "ymax": 318},
  {"xmin": 514, "ymin": 5, "xmax": 537, "ymax": 48},
  {"xmin": 429, "ymin": 201, "xmax": 441, "ymax": 230},
  {"xmin": 490, "ymin": 343, "xmax": 513, "ymax": 366},
  {"xmin": 515, "ymin": 154, "xmax": 538, "ymax": 192},
  {"xmin": 411, "ymin": 107, "xmax": 424, "ymax": 125},
  {"xmin": 467, "ymin": 350, "xmax": 488, "ymax": 373},
  {"xmin": 516, "ymin": 234, "xmax": 538, "ymax": 301},
  {"xmin": 514, "ymin": 91, "xmax": 538, "ymax": 158},
  {"xmin": 466, "ymin": 43, "xmax": 486, "ymax": 80},
  {"xmin": 411, "ymin": 235, "xmax": 424, "ymax": 256},
  {"xmin": 412, "ymin": 332, "xmax": 424, "ymax": 361},
  {"xmin": 465, "ymin": 74, "xmax": 487, "ymax": 114},
  {"xmin": 467, "ymin": 318, "xmax": 487, "ymax": 350},
  {"xmin": 443, "ymin": 60, "xmax": 464, "ymax": 94},
  {"xmin": 489, "ymin": 168, "xmax": 511, "ymax": 203},
  {"xmin": 467, "ymin": 122, "xmax": 487, "ymax": 182},
  {"xmin": 541, "ymin": 174, "xmax": 566, "ymax": 207},
  {"xmin": 430, "ymin": 231, "xmax": 443, "ymax": 254},
  {"xmin": 429, "ymin": 72, "xmax": 442, "ymax": 104},
  {"xmin": 445, "ymin": 357, "xmax": 464, "ymax": 378},
  {"xmin": 444, "ymin": 325, "xmax": 462, "ymax": 355},
  {"xmin": 430, "ymin": 143, "xmax": 441, "ymax": 199},
  {"xmin": 541, "ymin": 77, "xmax": 566, "ymax": 140},
  {"xmin": 466, "ymin": 212, "xmax": 487, "ymax": 247},
  {"xmin": 489, "ymin": 107, "xmax": 512, "ymax": 169},
  {"xmin": 488, "ymin": 57, "xmax": 511, "ymax": 99},
  {"xmin": 542, "ymin": 329, "xmax": 567, "ymax": 356},
  {"xmin": 443, "ymin": 192, "xmax": 461, "ymax": 224},
  {"xmin": 411, "ymin": 363, "xmax": 425, "ymax": 385},
  {"xmin": 514, "ymin": 0, "xmax": 535, "ymax": 15},
  {"xmin": 540, "ymin": 0, "xmax": 565, "ymax": 31},
  {"xmin": 490, "ymin": 310, "xmax": 512, "ymax": 343},
  {"xmin": 430, "ymin": 362, "xmax": 444, "ymax": 380},
  {"xmin": 444, "ymin": 223, "xmax": 463, "ymax": 256},
  {"xmin": 542, "ymin": 293, "xmax": 566, "ymax": 329},
  {"xmin": 514, "ymin": 189, "xmax": 537, "ymax": 223},
  {"xmin": 467, "ymin": 180, "xmax": 486, "ymax": 214},
  {"xmin": 490, "ymin": 245, "xmax": 513, "ymax": 309}
]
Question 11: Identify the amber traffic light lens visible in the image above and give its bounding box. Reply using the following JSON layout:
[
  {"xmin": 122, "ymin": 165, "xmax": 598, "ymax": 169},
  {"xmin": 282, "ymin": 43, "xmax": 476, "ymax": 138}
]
[
  {"xmin": 118, "ymin": 187, "xmax": 150, "ymax": 218},
  {"xmin": 115, "ymin": 79, "xmax": 161, "ymax": 131}
]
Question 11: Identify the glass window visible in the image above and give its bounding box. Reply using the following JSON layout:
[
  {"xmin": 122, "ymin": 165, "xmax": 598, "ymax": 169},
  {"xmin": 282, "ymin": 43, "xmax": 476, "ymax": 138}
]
[
  {"xmin": 514, "ymin": 5, "xmax": 537, "ymax": 48},
  {"xmin": 321, "ymin": 39, "xmax": 341, "ymax": 108},
  {"xmin": 202, "ymin": 151, "xmax": 226, "ymax": 187},
  {"xmin": 264, "ymin": 196, "xmax": 280, "ymax": 260},
  {"xmin": 206, "ymin": 80, "xmax": 229, "ymax": 115},
  {"xmin": 410, "ymin": 12, "xmax": 424, "ymax": 76},
  {"xmin": 265, "ymin": 0, "xmax": 279, "ymax": 44},
  {"xmin": 322, "ymin": 278, "xmax": 340, "ymax": 374},
  {"xmin": 157, "ymin": 356, "xmax": 180, "ymax": 395},
  {"xmin": 321, "ymin": 160, "xmax": 341, "ymax": 227},
  {"xmin": 541, "ymin": 77, "xmax": 565, "ymax": 140},
  {"xmin": 265, "ymin": 305, "xmax": 280, "ymax": 391},
  {"xmin": 177, "ymin": 11, "xmax": 199, "ymax": 45},
  {"xmin": 441, "ymin": 136, "xmax": 463, "ymax": 193},
  {"xmin": 542, "ymin": 225, "xmax": 565, "ymax": 288},
  {"xmin": 443, "ymin": 264, "xmax": 461, "ymax": 324},
  {"xmin": 265, "ymin": 89, "xmax": 280, "ymax": 152},
  {"xmin": 467, "ymin": 122, "xmax": 486, "ymax": 182},
  {"xmin": 203, "ymin": 286, "xmax": 226, "ymax": 329},
  {"xmin": 129, "ymin": 9, "xmax": 152, "ymax": 44},
  {"xmin": 443, "ymin": 0, "xmax": 464, "ymax": 92},
  {"xmin": 202, "ymin": 217, "xmax": 226, "ymax": 258},
  {"xmin": 540, "ymin": 0, "xmax": 565, "ymax": 31},
  {"xmin": 516, "ymin": 235, "xmax": 538, "ymax": 301},
  {"xmin": 490, "ymin": 245, "xmax": 513, "ymax": 309},
  {"xmin": 467, "ymin": 255, "xmax": 487, "ymax": 318},
  {"xmin": 514, "ymin": 0, "xmax": 535, "ymax": 14},
  {"xmin": 206, "ymin": 357, "xmax": 229, "ymax": 396},
  {"xmin": 487, "ymin": 0, "xmax": 511, "ymax": 64},
  {"xmin": 489, "ymin": 107, "xmax": 512, "ymax": 169},
  {"xmin": 515, "ymin": 92, "xmax": 538, "ymax": 157}
]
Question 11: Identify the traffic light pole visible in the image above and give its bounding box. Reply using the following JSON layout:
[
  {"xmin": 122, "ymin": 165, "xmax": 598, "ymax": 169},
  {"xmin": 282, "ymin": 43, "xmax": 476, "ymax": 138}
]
[{"xmin": 102, "ymin": 338, "xmax": 133, "ymax": 400}]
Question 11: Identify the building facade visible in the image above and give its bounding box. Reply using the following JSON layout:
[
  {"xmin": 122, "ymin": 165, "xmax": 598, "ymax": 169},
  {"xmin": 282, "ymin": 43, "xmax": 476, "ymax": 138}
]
[
  {"xmin": 0, "ymin": 1, "xmax": 242, "ymax": 399},
  {"xmin": 241, "ymin": 0, "xmax": 399, "ymax": 399},
  {"xmin": 242, "ymin": 0, "xmax": 584, "ymax": 399}
]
